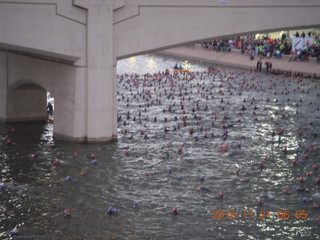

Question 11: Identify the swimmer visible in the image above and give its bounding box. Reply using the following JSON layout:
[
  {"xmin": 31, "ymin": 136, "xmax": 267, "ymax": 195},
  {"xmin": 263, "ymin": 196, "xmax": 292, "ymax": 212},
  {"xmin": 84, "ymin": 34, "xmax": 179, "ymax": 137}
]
[
  {"xmin": 0, "ymin": 183, "xmax": 5, "ymax": 191},
  {"xmin": 294, "ymin": 186, "xmax": 308, "ymax": 193},
  {"xmin": 107, "ymin": 206, "xmax": 113, "ymax": 216},
  {"xmin": 54, "ymin": 158, "xmax": 67, "ymax": 166},
  {"xmin": 312, "ymin": 203, "xmax": 320, "ymax": 209},
  {"xmin": 218, "ymin": 192, "xmax": 224, "ymax": 198},
  {"xmin": 91, "ymin": 159, "xmax": 98, "ymax": 165},
  {"xmin": 64, "ymin": 209, "xmax": 71, "ymax": 218},
  {"xmin": 198, "ymin": 185, "xmax": 210, "ymax": 192},
  {"xmin": 9, "ymin": 226, "xmax": 19, "ymax": 236},
  {"xmin": 312, "ymin": 164, "xmax": 319, "ymax": 170},
  {"xmin": 240, "ymin": 105, "xmax": 246, "ymax": 111},
  {"xmin": 259, "ymin": 162, "xmax": 264, "ymax": 169},
  {"xmin": 80, "ymin": 169, "xmax": 89, "ymax": 176},
  {"xmin": 259, "ymin": 192, "xmax": 276, "ymax": 200},
  {"xmin": 65, "ymin": 176, "xmax": 72, "ymax": 182},
  {"xmin": 172, "ymin": 207, "xmax": 179, "ymax": 215},
  {"xmin": 283, "ymin": 188, "xmax": 290, "ymax": 195},
  {"xmin": 239, "ymin": 179, "xmax": 250, "ymax": 183}
]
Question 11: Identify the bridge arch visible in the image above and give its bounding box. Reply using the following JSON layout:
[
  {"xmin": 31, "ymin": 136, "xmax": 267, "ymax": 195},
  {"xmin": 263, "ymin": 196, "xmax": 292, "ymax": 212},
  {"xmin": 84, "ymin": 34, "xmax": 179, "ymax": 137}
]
[
  {"xmin": 6, "ymin": 80, "xmax": 48, "ymax": 122},
  {"xmin": 9, "ymin": 79, "xmax": 48, "ymax": 93},
  {"xmin": 114, "ymin": 3, "xmax": 320, "ymax": 59},
  {"xmin": 0, "ymin": 51, "xmax": 87, "ymax": 141}
]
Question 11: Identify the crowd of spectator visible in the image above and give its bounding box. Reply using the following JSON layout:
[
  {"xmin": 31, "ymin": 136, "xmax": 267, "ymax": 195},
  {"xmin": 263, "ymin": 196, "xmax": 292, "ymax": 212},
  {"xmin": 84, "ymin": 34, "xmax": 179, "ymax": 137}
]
[{"xmin": 201, "ymin": 32, "xmax": 320, "ymax": 63}]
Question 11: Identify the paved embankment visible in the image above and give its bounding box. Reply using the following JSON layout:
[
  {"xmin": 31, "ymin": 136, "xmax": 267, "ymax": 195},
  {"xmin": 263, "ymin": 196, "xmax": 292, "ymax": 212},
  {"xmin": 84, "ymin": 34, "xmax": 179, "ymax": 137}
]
[{"xmin": 160, "ymin": 45, "xmax": 320, "ymax": 75}]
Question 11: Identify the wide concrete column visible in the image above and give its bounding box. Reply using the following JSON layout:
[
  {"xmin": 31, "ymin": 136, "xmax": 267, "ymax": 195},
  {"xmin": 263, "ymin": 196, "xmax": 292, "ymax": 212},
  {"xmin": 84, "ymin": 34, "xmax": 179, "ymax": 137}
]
[
  {"xmin": 0, "ymin": 51, "xmax": 7, "ymax": 122},
  {"xmin": 76, "ymin": 0, "xmax": 117, "ymax": 142}
]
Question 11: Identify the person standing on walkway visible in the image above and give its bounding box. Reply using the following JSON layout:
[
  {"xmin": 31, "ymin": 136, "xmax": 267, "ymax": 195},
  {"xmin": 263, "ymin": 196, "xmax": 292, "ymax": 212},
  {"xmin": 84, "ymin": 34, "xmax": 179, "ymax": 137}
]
[
  {"xmin": 256, "ymin": 60, "xmax": 262, "ymax": 72},
  {"xmin": 259, "ymin": 61, "xmax": 262, "ymax": 72},
  {"xmin": 265, "ymin": 61, "xmax": 269, "ymax": 73}
]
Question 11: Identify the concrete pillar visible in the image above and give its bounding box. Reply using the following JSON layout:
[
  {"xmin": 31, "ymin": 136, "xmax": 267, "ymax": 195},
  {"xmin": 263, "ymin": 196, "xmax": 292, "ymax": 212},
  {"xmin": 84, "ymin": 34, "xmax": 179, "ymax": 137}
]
[
  {"xmin": 0, "ymin": 0, "xmax": 118, "ymax": 142},
  {"xmin": 76, "ymin": 0, "xmax": 117, "ymax": 142},
  {"xmin": 0, "ymin": 51, "xmax": 7, "ymax": 121}
]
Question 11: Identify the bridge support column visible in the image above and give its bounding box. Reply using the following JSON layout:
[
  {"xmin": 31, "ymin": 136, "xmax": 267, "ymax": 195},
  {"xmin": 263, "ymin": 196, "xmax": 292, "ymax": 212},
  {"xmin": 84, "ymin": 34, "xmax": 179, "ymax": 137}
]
[
  {"xmin": 0, "ymin": 51, "xmax": 7, "ymax": 122},
  {"xmin": 75, "ymin": 0, "xmax": 117, "ymax": 142}
]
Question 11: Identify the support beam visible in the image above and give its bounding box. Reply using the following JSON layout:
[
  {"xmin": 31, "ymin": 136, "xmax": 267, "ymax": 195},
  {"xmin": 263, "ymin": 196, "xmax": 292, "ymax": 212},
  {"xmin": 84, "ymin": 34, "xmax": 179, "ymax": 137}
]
[
  {"xmin": 74, "ymin": 0, "xmax": 117, "ymax": 142},
  {"xmin": 0, "ymin": 51, "xmax": 7, "ymax": 122}
]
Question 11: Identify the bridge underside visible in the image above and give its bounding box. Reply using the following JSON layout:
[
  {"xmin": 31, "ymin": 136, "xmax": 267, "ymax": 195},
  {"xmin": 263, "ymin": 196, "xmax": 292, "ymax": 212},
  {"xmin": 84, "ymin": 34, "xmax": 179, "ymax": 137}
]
[{"xmin": 114, "ymin": 3, "xmax": 320, "ymax": 59}]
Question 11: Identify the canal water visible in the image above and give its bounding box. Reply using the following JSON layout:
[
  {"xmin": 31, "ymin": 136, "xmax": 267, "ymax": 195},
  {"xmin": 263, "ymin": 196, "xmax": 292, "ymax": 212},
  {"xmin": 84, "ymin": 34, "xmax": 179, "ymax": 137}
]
[{"xmin": 1, "ymin": 54, "xmax": 320, "ymax": 240}]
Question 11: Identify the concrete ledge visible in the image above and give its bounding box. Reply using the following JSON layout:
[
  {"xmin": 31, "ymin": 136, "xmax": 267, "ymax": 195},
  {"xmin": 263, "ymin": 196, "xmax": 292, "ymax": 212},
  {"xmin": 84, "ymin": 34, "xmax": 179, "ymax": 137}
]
[
  {"xmin": 53, "ymin": 132, "xmax": 118, "ymax": 143},
  {"xmin": 86, "ymin": 135, "xmax": 117, "ymax": 143},
  {"xmin": 160, "ymin": 46, "xmax": 320, "ymax": 75},
  {"xmin": 53, "ymin": 132, "xmax": 86, "ymax": 143},
  {"xmin": 5, "ymin": 117, "xmax": 47, "ymax": 122}
]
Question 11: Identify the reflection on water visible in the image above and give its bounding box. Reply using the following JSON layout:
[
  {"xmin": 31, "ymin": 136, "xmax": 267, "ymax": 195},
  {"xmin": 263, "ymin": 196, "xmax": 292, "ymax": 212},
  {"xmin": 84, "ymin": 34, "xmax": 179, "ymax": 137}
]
[
  {"xmin": 117, "ymin": 54, "xmax": 206, "ymax": 74},
  {"xmin": 1, "ymin": 54, "xmax": 320, "ymax": 239}
]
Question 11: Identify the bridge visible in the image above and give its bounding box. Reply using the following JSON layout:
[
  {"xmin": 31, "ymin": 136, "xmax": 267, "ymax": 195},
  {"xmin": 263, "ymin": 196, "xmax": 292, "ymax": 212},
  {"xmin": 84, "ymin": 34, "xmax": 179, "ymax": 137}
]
[{"xmin": 0, "ymin": 0, "xmax": 319, "ymax": 142}]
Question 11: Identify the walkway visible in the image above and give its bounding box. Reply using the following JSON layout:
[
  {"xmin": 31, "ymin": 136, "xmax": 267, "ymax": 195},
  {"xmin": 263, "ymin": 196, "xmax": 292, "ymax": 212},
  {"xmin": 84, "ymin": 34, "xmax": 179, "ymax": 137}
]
[{"xmin": 161, "ymin": 44, "xmax": 320, "ymax": 75}]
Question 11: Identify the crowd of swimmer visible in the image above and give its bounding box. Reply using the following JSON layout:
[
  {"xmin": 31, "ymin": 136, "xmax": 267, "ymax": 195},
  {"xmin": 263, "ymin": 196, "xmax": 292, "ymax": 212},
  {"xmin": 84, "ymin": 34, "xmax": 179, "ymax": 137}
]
[
  {"xmin": 116, "ymin": 68, "xmax": 320, "ymax": 219},
  {"xmin": 201, "ymin": 32, "xmax": 320, "ymax": 63},
  {"xmin": 3, "ymin": 67, "xmax": 320, "ymax": 237}
]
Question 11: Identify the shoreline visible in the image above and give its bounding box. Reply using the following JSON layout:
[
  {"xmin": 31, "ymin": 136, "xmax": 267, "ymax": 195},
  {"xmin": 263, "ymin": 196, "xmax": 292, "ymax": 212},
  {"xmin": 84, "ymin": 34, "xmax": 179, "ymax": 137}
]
[{"xmin": 160, "ymin": 45, "xmax": 320, "ymax": 76}]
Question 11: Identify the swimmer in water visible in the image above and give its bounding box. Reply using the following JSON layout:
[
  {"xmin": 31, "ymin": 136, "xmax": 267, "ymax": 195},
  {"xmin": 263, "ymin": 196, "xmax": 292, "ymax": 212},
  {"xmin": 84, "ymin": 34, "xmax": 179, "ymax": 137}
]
[
  {"xmin": 172, "ymin": 207, "xmax": 179, "ymax": 215},
  {"xmin": 198, "ymin": 185, "xmax": 210, "ymax": 192}
]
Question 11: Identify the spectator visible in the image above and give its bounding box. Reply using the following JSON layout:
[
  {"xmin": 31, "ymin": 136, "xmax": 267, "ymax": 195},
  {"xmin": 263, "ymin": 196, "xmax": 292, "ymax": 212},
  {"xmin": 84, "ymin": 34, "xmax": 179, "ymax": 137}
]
[{"xmin": 199, "ymin": 33, "xmax": 319, "ymax": 64}]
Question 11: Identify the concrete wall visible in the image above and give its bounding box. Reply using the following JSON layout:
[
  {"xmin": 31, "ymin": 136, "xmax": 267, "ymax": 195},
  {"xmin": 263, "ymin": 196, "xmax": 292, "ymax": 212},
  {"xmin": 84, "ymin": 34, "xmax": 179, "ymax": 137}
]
[
  {"xmin": 0, "ymin": 0, "xmax": 87, "ymax": 66},
  {"xmin": 6, "ymin": 84, "xmax": 47, "ymax": 121},
  {"xmin": 0, "ymin": 51, "xmax": 7, "ymax": 121}
]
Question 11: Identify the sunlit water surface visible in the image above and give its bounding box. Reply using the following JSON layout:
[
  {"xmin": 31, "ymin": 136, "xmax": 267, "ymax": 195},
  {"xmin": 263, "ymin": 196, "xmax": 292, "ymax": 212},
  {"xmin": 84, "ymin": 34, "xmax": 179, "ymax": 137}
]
[{"xmin": 1, "ymin": 54, "xmax": 320, "ymax": 240}]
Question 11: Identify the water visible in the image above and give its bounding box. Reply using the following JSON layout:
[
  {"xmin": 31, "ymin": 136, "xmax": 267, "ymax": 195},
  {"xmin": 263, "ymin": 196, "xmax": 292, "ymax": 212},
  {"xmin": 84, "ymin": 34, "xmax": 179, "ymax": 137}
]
[{"xmin": 1, "ymin": 54, "xmax": 320, "ymax": 240}]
